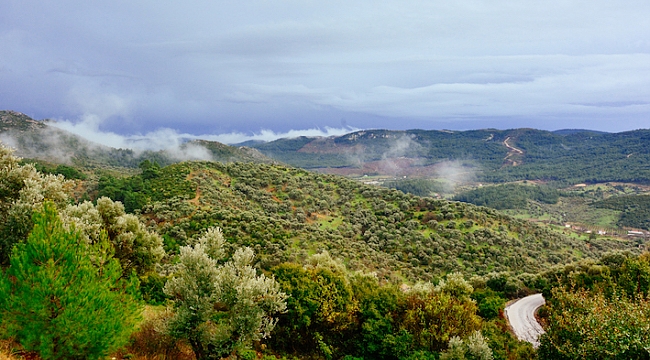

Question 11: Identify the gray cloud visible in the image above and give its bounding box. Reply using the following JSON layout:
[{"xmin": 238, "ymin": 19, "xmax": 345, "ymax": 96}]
[{"xmin": 1, "ymin": 0, "xmax": 650, "ymax": 136}]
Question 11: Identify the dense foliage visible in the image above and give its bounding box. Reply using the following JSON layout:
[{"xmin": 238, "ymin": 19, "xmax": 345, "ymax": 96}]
[
  {"xmin": 384, "ymin": 178, "xmax": 449, "ymax": 197},
  {"xmin": 539, "ymin": 286, "xmax": 650, "ymax": 359},
  {"xmin": 164, "ymin": 227, "xmax": 287, "ymax": 359},
  {"xmin": 61, "ymin": 197, "xmax": 166, "ymax": 278},
  {"xmin": 269, "ymin": 257, "xmax": 521, "ymax": 359},
  {"xmin": 0, "ymin": 144, "xmax": 72, "ymax": 265},
  {"xmin": 94, "ymin": 160, "xmax": 631, "ymax": 282},
  {"xmin": 454, "ymin": 184, "xmax": 559, "ymax": 210},
  {"xmin": 26, "ymin": 161, "xmax": 88, "ymax": 180}
]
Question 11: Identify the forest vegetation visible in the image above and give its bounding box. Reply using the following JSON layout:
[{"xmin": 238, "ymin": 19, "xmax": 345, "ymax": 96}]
[
  {"xmin": 247, "ymin": 128, "xmax": 650, "ymax": 185},
  {"xmin": 1, "ymin": 110, "xmax": 650, "ymax": 359}
]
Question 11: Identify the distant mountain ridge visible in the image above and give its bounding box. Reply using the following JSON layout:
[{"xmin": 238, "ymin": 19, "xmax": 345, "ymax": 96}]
[
  {"xmin": 0, "ymin": 110, "xmax": 276, "ymax": 168},
  {"xmin": 246, "ymin": 127, "xmax": 650, "ymax": 184}
]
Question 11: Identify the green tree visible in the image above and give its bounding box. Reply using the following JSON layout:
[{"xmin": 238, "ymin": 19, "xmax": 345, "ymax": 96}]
[
  {"xmin": 401, "ymin": 275, "xmax": 482, "ymax": 353},
  {"xmin": 139, "ymin": 159, "xmax": 161, "ymax": 180},
  {"xmin": 349, "ymin": 272, "xmax": 411, "ymax": 360},
  {"xmin": 0, "ymin": 203, "xmax": 141, "ymax": 360},
  {"xmin": 616, "ymin": 253, "xmax": 650, "ymax": 298},
  {"xmin": 164, "ymin": 227, "xmax": 287, "ymax": 359},
  {"xmin": 539, "ymin": 286, "xmax": 650, "ymax": 359},
  {"xmin": 270, "ymin": 253, "xmax": 358, "ymax": 359}
]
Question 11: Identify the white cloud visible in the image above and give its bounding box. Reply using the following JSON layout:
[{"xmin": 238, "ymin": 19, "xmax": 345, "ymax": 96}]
[
  {"xmin": 49, "ymin": 113, "xmax": 358, "ymax": 150},
  {"xmin": 203, "ymin": 127, "xmax": 359, "ymax": 144}
]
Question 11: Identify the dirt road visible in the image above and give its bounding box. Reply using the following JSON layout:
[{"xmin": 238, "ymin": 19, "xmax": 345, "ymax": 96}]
[
  {"xmin": 503, "ymin": 137, "xmax": 523, "ymax": 154},
  {"xmin": 504, "ymin": 293, "xmax": 545, "ymax": 348}
]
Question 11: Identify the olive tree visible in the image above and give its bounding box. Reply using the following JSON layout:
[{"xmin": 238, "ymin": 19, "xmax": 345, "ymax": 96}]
[
  {"xmin": 440, "ymin": 331, "xmax": 494, "ymax": 360},
  {"xmin": 164, "ymin": 227, "xmax": 287, "ymax": 359},
  {"xmin": 0, "ymin": 144, "xmax": 72, "ymax": 264},
  {"xmin": 61, "ymin": 197, "xmax": 165, "ymax": 277}
]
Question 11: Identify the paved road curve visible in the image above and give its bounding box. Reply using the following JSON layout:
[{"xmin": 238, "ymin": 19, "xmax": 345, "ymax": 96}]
[{"xmin": 504, "ymin": 293, "xmax": 545, "ymax": 348}]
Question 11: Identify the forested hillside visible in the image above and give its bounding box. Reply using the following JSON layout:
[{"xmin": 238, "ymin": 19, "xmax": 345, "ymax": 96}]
[
  {"xmin": 452, "ymin": 181, "xmax": 650, "ymax": 240},
  {"xmin": 453, "ymin": 184, "xmax": 560, "ymax": 210},
  {"xmin": 5, "ymin": 110, "xmax": 650, "ymax": 186},
  {"xmin": 593, "ymin": 194, "xmax": 650, "ymax": 230},
  {"xmin": 248, "ymin": 128, "xmax": 650, "ymax": 184},
  {"xmin": 96, "ymin": 160, "xmax": 632, "ymax": 281}
]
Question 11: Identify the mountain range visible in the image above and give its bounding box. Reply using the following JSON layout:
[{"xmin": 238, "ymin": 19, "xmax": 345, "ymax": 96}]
[
  {"xmin": 245, "ymin": 127, "xmax": 650, "ymax": 184},
  {"xmin": 2, "ymin": 110, "xmax": 650, "ymax": 187}
]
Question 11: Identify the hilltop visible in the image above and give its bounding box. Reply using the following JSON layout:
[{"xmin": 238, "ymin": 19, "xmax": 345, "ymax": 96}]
[{"xmin": 0, "ymin": 110, "xmax": 276, "ymax": 169}]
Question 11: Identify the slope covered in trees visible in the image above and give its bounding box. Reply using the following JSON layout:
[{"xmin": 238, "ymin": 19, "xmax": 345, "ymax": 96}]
[
  {"xmin": 593, "ymin": 194, "xmax": 650, "ymax": 230},
  {"xmin": 453, "ymin": 184, "xmax": 560, "ymax": 210},
  {"xmin": 96, "ymin": 160, "xmax": 634, "ymax": 281},
  {"xmin": 248, "ymin": 128, "xmax": 650, "ymax": 184}
]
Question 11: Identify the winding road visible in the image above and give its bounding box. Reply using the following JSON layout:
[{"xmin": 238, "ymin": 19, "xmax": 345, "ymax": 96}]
[
  {"xmin": 504, "ymin": 293, "xmax": 545, "ymax": 348},
  {"xmin": 502, "ymin": 137, "xmax": 524, "ymax": 166},
  {"xmin": 503, "ymin": 137, "xmax": 524, "ymax": 155}
]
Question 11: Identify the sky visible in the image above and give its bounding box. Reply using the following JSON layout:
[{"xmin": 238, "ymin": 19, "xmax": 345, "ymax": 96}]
[{"xmin": 1, "ymin": 1, "xmax": 650, "ymax": 146}]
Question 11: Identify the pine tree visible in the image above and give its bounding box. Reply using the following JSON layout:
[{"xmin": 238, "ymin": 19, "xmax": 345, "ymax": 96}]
[{"xmin": 0, "ymin": 202, "xmax": 141, "ymax": 360}]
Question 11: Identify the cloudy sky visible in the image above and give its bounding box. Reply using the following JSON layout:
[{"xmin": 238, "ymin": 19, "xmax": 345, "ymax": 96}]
[{"xmin": 1, "ymin": 1, "xmax": 650, "ymax": 144}]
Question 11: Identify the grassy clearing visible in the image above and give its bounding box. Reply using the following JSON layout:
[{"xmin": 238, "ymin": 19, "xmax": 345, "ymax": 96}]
[{"xmin": 317, "ymin": 215, "xmax": 343, "ymax": 230}]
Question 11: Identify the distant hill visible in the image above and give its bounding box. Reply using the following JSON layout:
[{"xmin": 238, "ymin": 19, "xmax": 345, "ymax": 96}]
[
  {"xmin": 0, "ymin": 110, "xmax": 276, "ymax": 168},
  {"xmin": 247, "ymin": 128, "xmax": 650, "ymax": 184}
]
